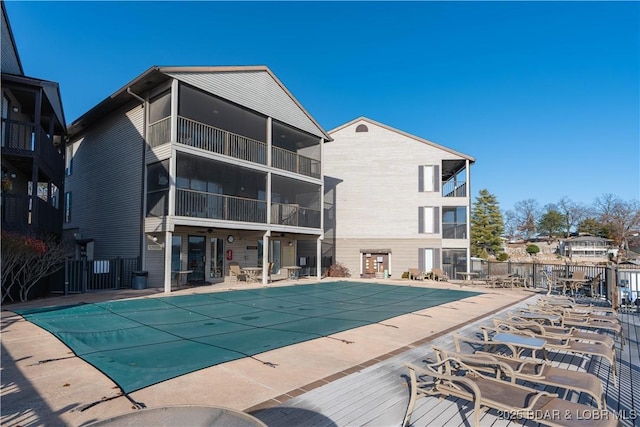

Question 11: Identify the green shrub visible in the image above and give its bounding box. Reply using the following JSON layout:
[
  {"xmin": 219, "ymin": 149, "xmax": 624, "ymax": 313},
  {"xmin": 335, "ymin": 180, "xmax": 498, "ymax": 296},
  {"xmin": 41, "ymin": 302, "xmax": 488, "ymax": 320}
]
[
  {"xmin": 526, "ymin": 244, "xmax": 540, "ymax": 255},
  {"xmin": 496, "ymin": 252, "xmax": 509, "ymax": 262},
  {"xmin": 401, "ymin": 271, "xmax": 409, "ymax": 279}
]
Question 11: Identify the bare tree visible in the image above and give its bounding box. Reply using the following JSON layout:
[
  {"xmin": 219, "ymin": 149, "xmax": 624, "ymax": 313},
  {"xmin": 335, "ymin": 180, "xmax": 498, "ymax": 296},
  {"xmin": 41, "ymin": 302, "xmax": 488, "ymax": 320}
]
[
  {"xmin": 503, "ymin": 209, "xmax": 520, "ymax": 241},
  {"xmin": 513, "ymin": 199, "xmax": 541, "ymax": 241},
  {"xmin": 1, "ymin": 232, "xmax": 72, "ymax": 303},
  {"xmin": 557, "ymin": 196, "xmax": 587, "ymax": 238},
  {"xmin": 595, "ymin": 194, "xmax": 640, "ymax": 257}
]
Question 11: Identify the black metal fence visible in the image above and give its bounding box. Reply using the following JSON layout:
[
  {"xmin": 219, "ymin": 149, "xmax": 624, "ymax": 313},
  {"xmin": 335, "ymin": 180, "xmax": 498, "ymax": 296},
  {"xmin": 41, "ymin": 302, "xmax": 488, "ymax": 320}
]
[{"xmin": 63, "ymin": 257, "xmax": 140, "ymax": 294}]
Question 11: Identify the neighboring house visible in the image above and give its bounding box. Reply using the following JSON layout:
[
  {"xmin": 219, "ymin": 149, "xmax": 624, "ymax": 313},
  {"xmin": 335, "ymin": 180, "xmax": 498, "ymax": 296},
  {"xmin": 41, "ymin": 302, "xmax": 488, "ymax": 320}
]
[
  {"xmin": 559, "ymin": 235, "xmax": 615, "ymax": 259},
  {"xmin": 1, "ymin": 1, "xmax": 66, "ymax": 238},
  {"xmin": 64, "ymin": 66, "xmax": 330, "ymax": 291},
  {"xmin": 324, "ymin": 117, "xmax": 474, "ymax": 280}
]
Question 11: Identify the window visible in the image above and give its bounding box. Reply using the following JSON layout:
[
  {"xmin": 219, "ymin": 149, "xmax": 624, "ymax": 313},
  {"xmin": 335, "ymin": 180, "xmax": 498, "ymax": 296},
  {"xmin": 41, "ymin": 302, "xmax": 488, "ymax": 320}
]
[
  {"xmin": 355, "ymin": 124, "xmax": 368, "ymax": 132},
  {"xmin": 65, "ymin": 144, "xmax": 73, "ymax": 176},
  {"xmin": 146, "ymin": 160, "xmax": 170, "ymax": 216},
  {"xmin": 419, "ymin": 206, "xmax": 440, "ymax": 234},
  {"xmin": 442, "ymin": 206, "xmax": 467, "ymax": 239},
  {"xmin": 171, "ymin": 236, "xmax": 182, "ymax": 272},
  {"xmin": 418, "ymin": 165, "xmax": 440, "ymax": 192},
  {"xmin": 64, "ymin": 192, "xmax": 71, "ymax": 222},
  {"xmin": 443, "ymin": 248, "xmax": 467, "ymax": 280}
]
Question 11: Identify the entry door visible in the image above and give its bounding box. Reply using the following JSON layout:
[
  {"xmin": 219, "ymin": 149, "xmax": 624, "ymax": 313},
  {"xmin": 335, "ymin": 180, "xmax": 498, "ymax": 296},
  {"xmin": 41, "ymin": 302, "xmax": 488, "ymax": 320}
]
[
  {"xmin": 187, "ymin": 236, "xmax": 206, "ymax": 282},
  {"xmin": 362, "ymin": 253, "xmax": 389, "ymax": 278}
]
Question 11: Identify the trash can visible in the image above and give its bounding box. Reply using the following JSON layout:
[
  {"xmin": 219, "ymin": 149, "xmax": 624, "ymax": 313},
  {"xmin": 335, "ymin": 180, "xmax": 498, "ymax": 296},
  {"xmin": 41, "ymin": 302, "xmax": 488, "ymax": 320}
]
[{"xmin": 132, "ymin": 271, "xmax": 148, "ymax": 290}]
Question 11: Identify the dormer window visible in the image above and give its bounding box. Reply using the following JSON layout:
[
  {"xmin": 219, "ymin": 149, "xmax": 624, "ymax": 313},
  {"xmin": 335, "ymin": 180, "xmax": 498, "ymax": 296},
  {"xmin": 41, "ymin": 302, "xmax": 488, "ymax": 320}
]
[{"xmin": 355, "ymin": 124, "xmax": 368, "ymax": 132}]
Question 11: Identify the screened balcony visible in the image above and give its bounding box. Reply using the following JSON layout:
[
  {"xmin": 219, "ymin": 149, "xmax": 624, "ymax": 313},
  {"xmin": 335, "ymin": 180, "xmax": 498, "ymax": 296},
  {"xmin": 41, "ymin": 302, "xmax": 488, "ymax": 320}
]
[
  {"xmin": 271, "ymin": 175, "xmax": 321, "ymax": 229},
  {"xmin": 442, "ymin": 159, "xmax": 468, "ymax": 198},
  {"xmin": 146, "ymin": 83, "xmax": 321, "ymax": 178}
]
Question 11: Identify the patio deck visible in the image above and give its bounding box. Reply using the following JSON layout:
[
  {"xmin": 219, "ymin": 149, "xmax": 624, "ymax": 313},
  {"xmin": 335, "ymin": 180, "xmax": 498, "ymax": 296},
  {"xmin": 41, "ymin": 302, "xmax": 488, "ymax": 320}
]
[{"xmin": 251, "ymin": 296, "xmax": 640, "ymax": 427}]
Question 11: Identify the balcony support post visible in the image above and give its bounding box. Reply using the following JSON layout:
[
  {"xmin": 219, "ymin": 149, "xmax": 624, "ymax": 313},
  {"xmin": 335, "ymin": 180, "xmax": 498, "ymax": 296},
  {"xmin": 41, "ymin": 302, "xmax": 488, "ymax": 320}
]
[{"xmin": 262, "ymin": 231, "xmax": 270, "ymax": 285}]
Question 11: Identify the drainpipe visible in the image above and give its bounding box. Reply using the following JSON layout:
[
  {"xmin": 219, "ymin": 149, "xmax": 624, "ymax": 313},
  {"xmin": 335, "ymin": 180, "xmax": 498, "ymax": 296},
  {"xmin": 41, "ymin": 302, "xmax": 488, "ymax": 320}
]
[{"xmin": 127, "ymin": 87, "xmax": 147, "ymax": 273}]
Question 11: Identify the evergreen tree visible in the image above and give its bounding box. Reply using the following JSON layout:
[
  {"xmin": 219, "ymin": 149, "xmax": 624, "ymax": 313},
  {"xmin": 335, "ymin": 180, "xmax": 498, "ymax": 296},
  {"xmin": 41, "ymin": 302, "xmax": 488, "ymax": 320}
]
[
  {"xmin": 537, "ymin": 209, "xmax": 565, "ymax": 241},
  {"xmin": 471, "ymin": 189, "xmax": 505, "ymax": 258}
]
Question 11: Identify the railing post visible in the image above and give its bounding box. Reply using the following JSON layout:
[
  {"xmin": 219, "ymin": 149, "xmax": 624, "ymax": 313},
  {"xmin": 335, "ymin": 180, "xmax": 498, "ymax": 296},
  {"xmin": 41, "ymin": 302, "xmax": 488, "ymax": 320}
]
[{"xmin": 64, "ymin": 257, "xmax": 69, "ymax": 295}]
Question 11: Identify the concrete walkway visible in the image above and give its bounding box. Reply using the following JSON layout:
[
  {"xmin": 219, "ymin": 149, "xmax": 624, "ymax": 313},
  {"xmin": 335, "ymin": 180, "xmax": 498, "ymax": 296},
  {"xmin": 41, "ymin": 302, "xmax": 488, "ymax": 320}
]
[{"xmin": 1, "ymin": 278, "xmax": 535, "ymax": 426}]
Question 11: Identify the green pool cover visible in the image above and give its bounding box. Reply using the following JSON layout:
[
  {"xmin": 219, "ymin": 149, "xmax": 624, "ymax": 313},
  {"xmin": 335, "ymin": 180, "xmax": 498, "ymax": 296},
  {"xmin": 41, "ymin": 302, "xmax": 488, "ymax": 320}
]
[{"xmin": 15, "ymin": 281, "xmax": 480, "ymax": 393}]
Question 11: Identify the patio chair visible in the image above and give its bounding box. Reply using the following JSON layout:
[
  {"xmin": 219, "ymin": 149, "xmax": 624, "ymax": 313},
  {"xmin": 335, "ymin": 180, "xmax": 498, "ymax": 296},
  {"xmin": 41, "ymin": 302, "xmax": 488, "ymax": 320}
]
[
  {"xmin": 407, "ymin": 268, "xmax": 423, "ymax": 281},
  {"xmin": 430, "ymin": 268, "xmax": 449, "ymax": 282},
  {"xmin": 437, "ymin": 342, "xmax": 605, "ymax": 409},
  {"xmin": 538, "ymin": 294, "xmax": 617, "ymax": 315},
  {"xmin": 483, "ymin": 324, "xmax": 617, "ymax": 386},
  {"xmin": 257, "ymin": 262, "xmax": 274, "ymax": 283},
  {"xmin": 501, "ymin": 315, "xmax": 615, "ymax": 349},
  {"xmin": 228, "ymin": 262, "xmax": 246, "ymax": 282},
  {"xmin": 403, "ymin": 357, "xmax": 618, "ymax": 427}
]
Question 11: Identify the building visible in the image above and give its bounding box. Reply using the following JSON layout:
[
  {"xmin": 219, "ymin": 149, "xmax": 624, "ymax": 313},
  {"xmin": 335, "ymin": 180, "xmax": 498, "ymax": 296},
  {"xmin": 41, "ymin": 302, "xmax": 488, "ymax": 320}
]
[
  {"xmin": 1, "ymin": 1, "xmax": 66, "ymax": 239},
  {"xmin": 559, "ymin": 235, "xmax": 614, "ymax": 260},
  {"xmin": 324, "ymin": 117, "xmax": 474, "ymax": 280},
  {"xmin": 65, "ymin": 66, "xmax": 330, "ymax": 292}
]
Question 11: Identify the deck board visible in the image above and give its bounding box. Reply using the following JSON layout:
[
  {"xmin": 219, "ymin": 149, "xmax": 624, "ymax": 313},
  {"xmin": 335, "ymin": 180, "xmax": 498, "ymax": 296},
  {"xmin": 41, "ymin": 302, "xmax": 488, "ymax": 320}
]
[{"xmin": 252, "ymin": 295, "xmax": 640, "ymax": 426}]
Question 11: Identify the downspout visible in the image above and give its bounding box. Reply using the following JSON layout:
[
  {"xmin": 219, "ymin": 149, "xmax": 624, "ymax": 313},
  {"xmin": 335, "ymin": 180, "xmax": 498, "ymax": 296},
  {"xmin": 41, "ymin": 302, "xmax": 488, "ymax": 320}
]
[{"xmin": 127, "ymin": 87, "xmax": 146, "ymax": 271}]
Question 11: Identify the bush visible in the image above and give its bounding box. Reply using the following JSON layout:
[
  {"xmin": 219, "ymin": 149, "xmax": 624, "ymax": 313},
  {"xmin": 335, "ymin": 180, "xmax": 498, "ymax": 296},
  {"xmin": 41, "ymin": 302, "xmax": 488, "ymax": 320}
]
[
  {"xmin": 401, "ymin": 271, "xmax": 409, "ymax": 279},
  {"xmin": 327, "ymin": 262, "xmax": 351, "ymax": 278},
  {"xmin": 526, "ymin": 244, "xmax": 540, "ymax": 255},
  {"xmin": 496, "ymin": 252, "xmax": 509, "ymax": 262}
]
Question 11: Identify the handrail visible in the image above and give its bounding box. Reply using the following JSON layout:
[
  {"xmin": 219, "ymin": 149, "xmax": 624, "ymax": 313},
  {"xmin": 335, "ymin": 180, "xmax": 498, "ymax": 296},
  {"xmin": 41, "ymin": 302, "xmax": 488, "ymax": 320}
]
[{"xmin": 175, "ymin": 188, "xmax": 267, "ymax": 223}]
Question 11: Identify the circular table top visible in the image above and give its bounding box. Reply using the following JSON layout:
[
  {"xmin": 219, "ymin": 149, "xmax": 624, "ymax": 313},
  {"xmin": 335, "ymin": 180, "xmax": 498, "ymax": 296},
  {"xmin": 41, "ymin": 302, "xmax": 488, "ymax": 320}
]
[{"xmin": 87, "ymin": 405, "xmax": 267, "ymax": 427}]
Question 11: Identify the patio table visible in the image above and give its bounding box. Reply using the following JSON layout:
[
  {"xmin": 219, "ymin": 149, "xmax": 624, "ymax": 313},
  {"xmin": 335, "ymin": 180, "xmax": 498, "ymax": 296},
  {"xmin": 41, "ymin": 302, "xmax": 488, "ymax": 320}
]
[{"xmin": 241, "ymin": 267, "xmax": 263, "ymax": 283}]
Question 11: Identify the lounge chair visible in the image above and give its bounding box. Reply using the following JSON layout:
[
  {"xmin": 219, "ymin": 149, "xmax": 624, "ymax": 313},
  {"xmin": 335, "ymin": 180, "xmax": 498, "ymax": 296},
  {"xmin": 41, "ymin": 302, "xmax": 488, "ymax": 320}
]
[
  {"xmin": 501, "ymin": 315, "xmax": 615, "ymax": 349},
  {"xmin": 483, "ymin": 324, "xmax": 617, "ymax": 386},
  {"xmin": 228, "ymin": 262, "xmax": 246, "ymax": 282},
  {"xmin": 430, "ymin": 268, "xmax": 449, "ymax": 282},
  {"xmin": 408, "ymin": 268, "xmax": 425, "ymax": 281},
  {"xmin": 439, "ymin": 341, "xmax": 605, "ymax": 409},
  {"xmin": 403, "ymin": 357, "xmax": 618, "ymax": 427},
  {"xmin": 538, "ymin": 294, "xmax": 617, "ymax": 315}
]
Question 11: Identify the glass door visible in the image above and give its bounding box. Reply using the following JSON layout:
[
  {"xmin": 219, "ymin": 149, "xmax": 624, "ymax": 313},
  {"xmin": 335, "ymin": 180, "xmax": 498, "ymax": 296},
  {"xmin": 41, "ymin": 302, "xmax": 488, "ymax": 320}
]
[
  {"xmin": 210, "ymin": 237, "xmax": 224, "ymax": 278},
  {"xmin": 187, "ymin": 235, "xmax": 206, "ymax": 282}
]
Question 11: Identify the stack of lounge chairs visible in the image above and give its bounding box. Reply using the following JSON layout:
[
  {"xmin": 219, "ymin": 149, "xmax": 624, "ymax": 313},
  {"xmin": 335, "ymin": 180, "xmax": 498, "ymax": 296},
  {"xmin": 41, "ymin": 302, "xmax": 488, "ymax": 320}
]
[{"xmin": 402, "ymin": 293, "xmax": 624, "ymax": 427}]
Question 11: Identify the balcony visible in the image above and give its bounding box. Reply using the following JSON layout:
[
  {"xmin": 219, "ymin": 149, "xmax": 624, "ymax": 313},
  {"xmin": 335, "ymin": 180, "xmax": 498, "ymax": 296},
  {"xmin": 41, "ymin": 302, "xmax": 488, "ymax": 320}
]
[
  {"xmin": 271, "ymin": 202, "xmax": 321, "ymax": 228},
  {"xmin": 442, "ymin": 180, "xmax": 467, "ymax": 198},
  {"xmin": 1, "ymin": 119, "xmax": 65, "ymax": 183},
  {"xmin": 1, "ymin": 193, "xmax": 61, "ymax": 236},
  {"xmin": 175, "ymin": 188, "xmax": 267, "ymax": 223},
  {"xmin": 148, "ymin": 116, "xmax": 320, "ymax": 178}
]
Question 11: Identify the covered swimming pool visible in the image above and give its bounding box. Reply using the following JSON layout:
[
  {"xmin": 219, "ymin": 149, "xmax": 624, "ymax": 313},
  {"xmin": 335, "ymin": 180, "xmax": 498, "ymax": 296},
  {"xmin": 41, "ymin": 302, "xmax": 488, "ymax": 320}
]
[{"xmin": 15, "ymin": 281, "xmax": 480, "ymax": 393}]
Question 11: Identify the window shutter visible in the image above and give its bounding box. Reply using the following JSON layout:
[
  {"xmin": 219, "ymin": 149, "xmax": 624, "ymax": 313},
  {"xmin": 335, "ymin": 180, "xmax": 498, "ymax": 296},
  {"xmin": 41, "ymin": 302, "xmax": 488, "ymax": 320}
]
[
  {"xmin": 418, "ymin": 166, "xmax": 424, "ymax": 192},
  {"xmin": 418, "ymin": 248, "xmax": 425, "ymax": 272},
  {"xmin": 418, "ymin": 207, "xmax": 424, "ymax": 233},
  {"xmin": 434, "ymin": 249, "xmax": 441, "ymax": 269},
  {"xmin": 433, "ymin": 206, "xmax": 440, "ymax": 234},
  {"xmin": 434, "ymin": 165, "xmax": 440, "ymax": 192}
]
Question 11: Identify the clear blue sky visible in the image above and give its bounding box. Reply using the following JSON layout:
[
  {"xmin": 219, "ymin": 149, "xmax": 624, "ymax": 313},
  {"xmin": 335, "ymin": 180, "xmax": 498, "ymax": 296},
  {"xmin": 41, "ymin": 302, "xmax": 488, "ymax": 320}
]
[{"xmin": 6, "ymin": 1, "xmax": 639, "ymax": 213}]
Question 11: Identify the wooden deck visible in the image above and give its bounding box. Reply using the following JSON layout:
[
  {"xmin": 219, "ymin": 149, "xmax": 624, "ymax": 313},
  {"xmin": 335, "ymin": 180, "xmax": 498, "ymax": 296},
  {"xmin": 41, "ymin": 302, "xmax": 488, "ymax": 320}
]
[{"xmin": 251, "ymin": 295, "xmax": 639, "ymax": 426}]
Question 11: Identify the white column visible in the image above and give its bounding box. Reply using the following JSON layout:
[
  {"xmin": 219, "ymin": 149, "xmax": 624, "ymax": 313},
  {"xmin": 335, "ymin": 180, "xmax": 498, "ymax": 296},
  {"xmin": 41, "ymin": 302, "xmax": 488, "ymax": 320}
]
[
  {"xmin": 262, "ymin": 232, "xmax": 270, "ymax": 285},
  {"xmin": 316, "ymin": 237, "xmax": 322, "ymax": 280},
  {"xmin": 164, "ymin": 230, "xmax": 172, "ymax": 293}
]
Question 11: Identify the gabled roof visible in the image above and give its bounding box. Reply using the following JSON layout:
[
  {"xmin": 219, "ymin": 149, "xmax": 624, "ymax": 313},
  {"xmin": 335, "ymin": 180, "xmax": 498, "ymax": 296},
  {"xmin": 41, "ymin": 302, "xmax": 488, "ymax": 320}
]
[
  {"xmin": 2, "ymin": 73, "xmax": 66, "ymax": 133},
  {"xmin": 69, "ymin": 65, "xmax": 331, "ymax": 140},
  {"xmin": 328, "ymin": 116, "xmax": 475, "ymax": 163},
  {"xmin": 1, "ymin": 1, "xmax": 24, "ymax": 76}
]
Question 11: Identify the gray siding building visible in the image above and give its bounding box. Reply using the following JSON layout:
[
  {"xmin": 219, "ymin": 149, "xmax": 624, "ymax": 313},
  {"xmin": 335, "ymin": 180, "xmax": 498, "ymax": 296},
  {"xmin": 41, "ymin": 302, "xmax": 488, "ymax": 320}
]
[
  {"xmin": 324, "ymin": 117, "xmax": 474, "ymax": 280},
  {"xmin": 65, "ymin": 66, "xmax": 330, "ymax": 291}
]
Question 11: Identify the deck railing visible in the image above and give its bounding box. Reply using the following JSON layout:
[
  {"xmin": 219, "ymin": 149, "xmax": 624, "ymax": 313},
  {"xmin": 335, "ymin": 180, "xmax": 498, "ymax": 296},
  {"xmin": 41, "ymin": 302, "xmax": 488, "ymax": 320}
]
[
  {"xmin": 272, "ymin": 146, "xmax": 321, "ymax": 178},
  {"xmin": 148, "ymin": 116, "xmax": 320, "ymax": 178},
  {"xmin": 271, "ymin": 202, "xmax": 321, "ymax": 228},
  {"xmin": 442, "ymin": 180, "xmax": 467, "ymax": 198},
  {"xmin": 175, "ymin": 188, "xmax": 267, "ymax": 223},
  {"xmin": 2, "ymin": 119, "xmax": 64, "ymax": 181}
]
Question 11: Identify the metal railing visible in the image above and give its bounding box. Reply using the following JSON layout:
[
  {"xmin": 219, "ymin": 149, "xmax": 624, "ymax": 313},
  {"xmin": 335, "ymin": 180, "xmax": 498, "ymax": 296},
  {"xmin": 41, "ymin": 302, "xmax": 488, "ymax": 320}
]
[
  {"xmin": 147, "ymin": 116, "xmax": 321, "ymax": 178},
  {"xmin": 271, "ymin": 202, "xmax": 321, "ymax": 228},
  {"xmin": 175, "ymin": 188, "xmax": 267, "ymax": 223},
  {"xmin": 442, "ymin": 180, "xmax": 467, "ymax": 198},
  {"xmin": 272, "ymin": 146, "xmax": 321, "ymax": 178},
  {"xmin": 64, "ymin": 257, "xmax": 140, "ymax": 293},
  {"xmin": 2, "ymin": 119, "xmax": 64, "ymax": 181},
  {"xmin": 177, "ymin": 117, "xmax": 267, "ymax": 164},
  {"xmin": 148, "ymin": 117, "xmax": 171, "ymax": 148}
]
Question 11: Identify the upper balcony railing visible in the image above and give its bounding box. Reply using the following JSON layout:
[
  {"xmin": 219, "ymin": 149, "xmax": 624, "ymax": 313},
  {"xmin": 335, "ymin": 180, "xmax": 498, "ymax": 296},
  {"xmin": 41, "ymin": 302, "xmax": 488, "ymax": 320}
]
[
  {"xmin": 442, "ymin": 180, "xmax": 467, "ymax": 198},
  {"xmin": 1, "ymin": 119, "xmax": 64, "ymax": 182},
  {"xmin": 148, "ymin": 116, "xmax": 320, "ymax": 178},
  {"xmin": 271, "ymin": 202, "xmax": 321, "ymax": 228},
  {"xmin": 175, "ymin": 188, "xmax": 267, "ymax": 224}
]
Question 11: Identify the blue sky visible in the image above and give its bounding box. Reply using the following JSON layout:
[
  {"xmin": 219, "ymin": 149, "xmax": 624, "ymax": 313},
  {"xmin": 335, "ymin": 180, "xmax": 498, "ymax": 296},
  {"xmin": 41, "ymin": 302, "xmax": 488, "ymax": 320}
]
[{"xmin": 6, "ymin": 1, "xmax": 639, "ymax": 213}]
